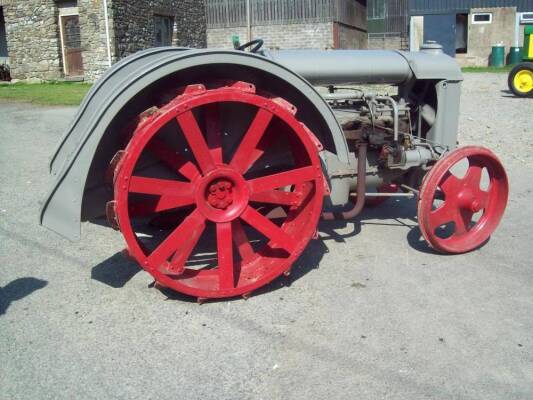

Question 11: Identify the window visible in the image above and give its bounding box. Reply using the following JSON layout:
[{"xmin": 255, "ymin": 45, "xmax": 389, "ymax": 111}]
[
  {"xmin": 0, "ymin": 7, "xmax": 8, "ymax": 59},
  {"xmin": 154, "ymin": 15, "xmax": 174, "ymax": 47},
  {"xmin": 520, "ymin": 12, "xmax": 533, "ymax": 23},
  {"xmin": 472, "ymin": 13, "xmax": 492, "ymax": 24},
  {"xmin": 455, "ymin": 14, "xmax": 468, "ymax": 53}
]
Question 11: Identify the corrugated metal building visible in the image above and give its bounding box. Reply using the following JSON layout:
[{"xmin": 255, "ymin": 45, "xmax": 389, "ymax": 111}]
[{"xmin": 410, "ymin": 0, "xmax": 533, "ymax": 14}]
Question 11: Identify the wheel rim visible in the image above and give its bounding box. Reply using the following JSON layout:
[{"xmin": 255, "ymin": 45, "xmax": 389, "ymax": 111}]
[
  {"xmin": 113, "ymin": 82, "xmax": 324, "ymax": 298},
  {"xmin": 417, "ymin": 146, "xmax": 508, "ymax": 254},
  {"xmin": 514, "ymin": 69, "xmax": 533, "ymax": 93}
]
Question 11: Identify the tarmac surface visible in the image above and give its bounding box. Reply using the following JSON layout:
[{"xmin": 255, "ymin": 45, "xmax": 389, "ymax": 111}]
[{"xmin": 1, "ymin": 73, "xmax": 532, "ymax": 399}]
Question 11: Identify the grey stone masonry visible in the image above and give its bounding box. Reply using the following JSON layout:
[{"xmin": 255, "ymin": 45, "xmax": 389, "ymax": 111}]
[
  {"xmin": 3, "ymin": 0, "xmax": 63, "ymax": 80},
  {"xmin": 2, "ymin": 0, "xmax": 207, "ymax": 82},
  {"xmin": 79, "ymin": 0, "xmax": 115, "ymax": 82},
  {"xmin": 112, "ymin": 0, "xmax": 206, "ymax": 59}
]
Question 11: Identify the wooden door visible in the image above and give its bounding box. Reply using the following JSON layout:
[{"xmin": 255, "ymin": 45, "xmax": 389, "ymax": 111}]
[{"xmin": 61, "ymin": 15, "xmax": 84, "ymax": 76}]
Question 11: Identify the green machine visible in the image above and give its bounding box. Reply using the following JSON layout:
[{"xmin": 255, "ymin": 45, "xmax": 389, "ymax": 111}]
[{"xmin": 508, "ymin": 25, "xmax": 533, "ymax": 97}]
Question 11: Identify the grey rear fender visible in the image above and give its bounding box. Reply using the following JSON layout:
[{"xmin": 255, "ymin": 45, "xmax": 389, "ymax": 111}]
[{"xmin": 40, "ymin": 49, "xmax": 349, "ymax": 240}]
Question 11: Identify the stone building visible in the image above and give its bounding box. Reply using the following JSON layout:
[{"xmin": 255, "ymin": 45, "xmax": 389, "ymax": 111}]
[
  {"xmin": 206, "ymin": 0, "xmax": 368, "ymax": 50},
  {"xmin": 0, "ymin": 0, "xmax": 206, "ymax": 82}
]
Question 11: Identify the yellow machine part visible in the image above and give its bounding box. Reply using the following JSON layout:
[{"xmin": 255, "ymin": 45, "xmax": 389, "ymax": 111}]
[{"xmin": 513, "ymin": 69, "xmax": 533, "ymax": 93}]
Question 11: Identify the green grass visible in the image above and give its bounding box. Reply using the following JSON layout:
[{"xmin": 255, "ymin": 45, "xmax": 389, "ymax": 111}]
[
  {"xmin": 0, "ymin": 82, "xmax": 92, "ymax": 106},
  {"xmin": 461, "ymin": 66, "xmax": 513, "ymax": 73}
]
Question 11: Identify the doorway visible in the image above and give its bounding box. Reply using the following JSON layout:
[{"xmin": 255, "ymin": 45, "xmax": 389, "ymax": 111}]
[
  {"xmin": 423, "ymin": 13, "xmax": 456, "ymax": 57},
  {"xmin": 456, "ymin": 13, "xmax": 468, "ymax": 54},
  {"xmin": 59, "ymin": 14, "xmax": 84, "ymax": 77}
]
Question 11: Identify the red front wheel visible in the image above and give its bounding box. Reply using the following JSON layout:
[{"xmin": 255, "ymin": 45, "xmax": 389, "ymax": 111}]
[
  {"xmin": 417, "ymin": 146, "xmax": 508, "ymax": 254},
  {"xmin": 111, "ymin": 82, "xmax": 325, "ymax": 299}
]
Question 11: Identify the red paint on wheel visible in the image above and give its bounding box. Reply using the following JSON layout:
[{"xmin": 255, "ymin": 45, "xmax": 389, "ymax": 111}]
[
  {"xmin": 418, "ymin": 146, "xmax": 508, "ymax": 254},
  {"xmin": 113, "ymin": 82, "xmax": 325, "ymax": 299}
]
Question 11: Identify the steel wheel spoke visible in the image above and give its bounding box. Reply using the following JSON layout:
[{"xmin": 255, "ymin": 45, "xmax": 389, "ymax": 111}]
[
  {"xmin": 454, "ymin": 209, "xmax": 473, "ymax": 235},
  {"xmin": 177, "ymin": 111, "xmax": 216, "ymax": 174},
  {"xmin": 439, "ymin": 171, "xmax": 462, "ymax": 197},
  {"xmin": 241, "ymin": 206, "xmax": 296, "ymax": 253},
  {"xmin": 205, "ymin": 104, "xmax": 223, "ymax": 164},
  {"xmin": 168, "ymin": 215, "xmax": 206, "ymax": 274},
  {"xmin": 217, "ymin": 222, "xmax": 235, "ymax": 289},
  {"xmin": 247, "ymin": 166, "xmax": 316, "ymax": 194},
  {"xmin": 129, "ymin": 176, "xmax": 194, "ymax": 198},
  {"xmin": 428, "ymin": 204, "xmax": 455, "ymax": 232},
  {"xmin": 129, "ymin": 196, "xmax": 195, "ymax": 217},
  {"xmin": 249, "ymin": 189, "xmax": 301, "ymax": 206},
  {"xmin": 464, "ymin": 162, "xmax": 483, "ymax": 189},
  {"xmin": 147, "ymin": 209, "xmax": 205, "ymax": 268},
  {"xmin": 147, "ymin": 138, "xmax": 200, "ymax": 181},
  {"xmin": 232, "ymin": 219, "xmax": 255, "ymax": 261},
  {"xmin": 230, "ymin": 109, "xmax": 273, "ymax": 174},
  {"xmin": 476, "ymin": 189, "xmax": 490, "ymax": 210}
]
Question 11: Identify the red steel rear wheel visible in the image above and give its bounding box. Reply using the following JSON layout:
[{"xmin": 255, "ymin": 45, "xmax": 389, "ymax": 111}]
[
  {"xmin": 418, "ymin": 146, "xmax": 508, "ymax": 254},
  {"xmin": 112, "ymin": 82, "xmax": 325, "ymax": 299}
]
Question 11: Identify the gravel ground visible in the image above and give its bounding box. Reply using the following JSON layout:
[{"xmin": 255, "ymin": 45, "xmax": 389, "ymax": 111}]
[{"xmin": 1, "ymin": 73, "xmax": 532, "ymax": 400}]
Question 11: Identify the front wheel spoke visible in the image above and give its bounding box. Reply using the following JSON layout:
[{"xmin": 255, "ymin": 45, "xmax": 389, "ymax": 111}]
[
  {"xmin": 129, "ymin": 176, "xmax": 194, "ymax": 198},
  {"xmin": 476, "ymin": 189, "xmax": 490, "ymax": 210},
  {"xmin": 463, "ymin": 163, "xmax": 483, "ymax": 189},
  {"xmin": 147, "ymin": 209, "xmax": 205, "ymax": 268},
  {"xmin": 247, "ymin": 166, "xmax": 316, "ymax": 194},
  {"xmin": 454, "ymin": 209, "xmax": 474, "ymax": 235},
  {"xmin": 249, "ymin": 189, "xmax": 301, "ymax": 207},
  {"xmin": 428, "ymin": 203, "xmax": 455, "ymax": 231},
  {"xmin": 177, "ymin": 111, "xmax": 216, "ymax": 174},
  {"xmin": 147, "ymin": 138, "xmax": 200, "ymax": 181},
  {"xmin": 217, "ymin": 222, "xmax": 235, "ymax": 289},
  {"xmin": 241, "ymin": 206, "xmax": 296, "ymax": 253},
  {"xmin": 230, "ymin": 109, "xmax": 273, "ymax": 174},
  {"xmin": 439, "ymin": 171, "xmax": 462, "ymax": 198}
]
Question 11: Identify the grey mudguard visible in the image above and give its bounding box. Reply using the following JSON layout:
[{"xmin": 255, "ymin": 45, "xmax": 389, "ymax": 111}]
[
  {"xmin": 49, "ymin": 47, "xmax": 189, "ymax": 176},
  {"xmin": 40, "ymin": 48, "xmax": 349, "ymax": 240}
]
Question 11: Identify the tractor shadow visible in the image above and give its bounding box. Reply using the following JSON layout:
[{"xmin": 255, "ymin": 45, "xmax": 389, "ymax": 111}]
[
  {"xmin": 89, "ymin": 197, "xmax": 451, "ymax": 300},
  {"xmin": 0, "ymin": 277, "xmax": 48, "ymax": 316},
  {"xmin": 91, "ymin": 250, "xmax": 142, "ymax": 289}
]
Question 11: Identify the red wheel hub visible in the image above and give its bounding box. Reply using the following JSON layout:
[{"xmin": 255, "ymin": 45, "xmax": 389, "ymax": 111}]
[
  {"xmin": 194, "ymin": 167, "xmax": 249, "ymax": 223},
  {"xmin": 207, "ymin": 179, "xmax": 233, "ymax": 209},
  {"xmin": 418, "ymin": 146, "xmax": 508, "ymax": 254},
  {"xmin": 112, "ymin": 82, "xmax": 325, "ymax": 299}
]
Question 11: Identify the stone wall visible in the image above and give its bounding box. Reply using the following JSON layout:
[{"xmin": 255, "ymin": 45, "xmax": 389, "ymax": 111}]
[
  {"xmin": 78, "ymin": 0, "xmax": 115, "ymax": 82},
  {"xmin": 208, "ymin": 22, "xmax": 335, "ymax": 50},
  {"xmin": 112, "ymin": 0, "xmax": 206, "ymax": 58},
  {"xmin": 2, "ymin": 0, "xmax": 63, "ymax": 80},
  {"xmin": 2, "ymin": 0, "xmax": 206, "ymax": 82}
]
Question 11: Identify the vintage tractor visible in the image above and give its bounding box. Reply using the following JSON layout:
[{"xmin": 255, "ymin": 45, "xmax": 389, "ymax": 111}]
[
  {"xmin": 40, "ymin": 42, "xmax": 509, "ymax": 300},
  {"xmin": 508, "ymin": 25, "xmax": 533, "ymax": 97}
]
